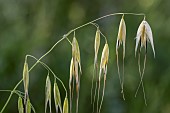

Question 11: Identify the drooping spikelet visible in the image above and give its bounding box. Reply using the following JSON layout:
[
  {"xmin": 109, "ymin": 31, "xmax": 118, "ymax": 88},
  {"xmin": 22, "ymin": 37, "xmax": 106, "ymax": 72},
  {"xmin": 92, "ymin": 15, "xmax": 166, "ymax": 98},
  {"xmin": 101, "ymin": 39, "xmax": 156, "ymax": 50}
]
[
  {"xmin": 94, "ymin": 27, "xmax": 101, "ymax": 64},
  {"xmin": 45, "ymin": 76, "xmax": 51, "ymax": 113},
  {"xmin": 69, "ymin": 34, "xmax": 82, "ymax": 113},
  {"xmin": 54, "ymin": 82, "xmax": 62, "ymax": 113},
  {"xmin": 115, "ymin": 15, "xmax": 126, "ymax": 100},
  {"xmin": 97, "ymin": 43, "xmax": 109, "ymax": 113},
  {"xmin": 100, "ymin": 43, "xmax": 109, "ymax": 70},
  {"xmin": 63, "ymin": 97, "xmax": 69, "ymax": 113},
  {"xmin": 26, "ymin": 98, "xmax": 31, "ymax": 113},
  {"xmin": 135, "ymin": 19, "xmax": 155, "ymax": 57},
  {"xmin": 18, "ymin": 97, "xmax": 24, "ymax": 113},
  {"xmin": 116, "ymin": 15, "xmax": 126, "ymax": 58},
  {"xmin": 23, "ymin": 61, "xmax": 29, "ymax": 104},
  {"xmin": 135, "ymin": 18, "xmax": 155, "ymax": 106},
  {"xmin": 91, "ymin": 27, "xmax": 101, "ymax": 107}
]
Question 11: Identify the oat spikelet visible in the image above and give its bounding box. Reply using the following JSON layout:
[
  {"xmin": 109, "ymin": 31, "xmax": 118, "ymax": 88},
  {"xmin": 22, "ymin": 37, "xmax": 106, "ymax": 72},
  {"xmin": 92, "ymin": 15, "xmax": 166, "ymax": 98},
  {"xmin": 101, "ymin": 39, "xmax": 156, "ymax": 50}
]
[
  {"xmin": 23, "ymin": 61, "xmax": 29, "ymax": 104},
  {"xmin": 45, "ymin": 76, "xmax": 51, "ymax": 113},
  {"xmin": 72, "ymin": 36, "xmax": 82, "ymax": 74},
  {"xmin": 135, "ymin": 18, "xmax": 155, "ymax": 106},
  {"xmin": 63, "ymin": 97, "xmax": 69, "ymax": 113},
  {"xmin": 97, "ymin": 43, "xmax": 109, "ymax": 113},
  {"xmin": 54, "ymin": 82, "xmax": 62, "ymax": 113},
  {"xmin": 116, "ymin": 15, "xmax": 126, "ymax": 58},
  {"xmin": 18, "ymin": 97, "xmax": 24, "ymax": 113},
  {"xmin": 116, "ymin": 15, "xmax": 126, "ymax": 100},
  {"xmin": 135, "ymin": 19, "xmax": 155, "ymax": 57},
  {"xmin": 70, "ymin": 35, "xmax": 81, "ymax": 113},
  {"xmin": 91, "ymin": 27, "xmax": 100, "ymax": 105},
  {"xmin": 94, "ymin": 27, "xmax": 101, "ymax": 64},
  {"xmin": 26, "ymin": 98, "xmax": 31, "ymax": 113}
]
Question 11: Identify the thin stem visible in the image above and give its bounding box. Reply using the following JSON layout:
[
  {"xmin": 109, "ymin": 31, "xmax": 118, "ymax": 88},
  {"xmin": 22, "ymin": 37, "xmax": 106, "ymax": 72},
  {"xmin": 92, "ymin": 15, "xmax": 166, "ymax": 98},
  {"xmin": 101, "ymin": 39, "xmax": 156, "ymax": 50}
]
[
  {"xmin": 121, "ymin": 56, "xmax": 125, "ymax": 100},
  {"xmin": 0, "ymin": 79, "xmax": 23, "ymax": 113},
  {"xmin": 91, "ymin": 63, "xmax": 96, "ymax": 104},
  {"xmin": 99, "ymin": 31, "xmax": 107, "ymax": 43},
  {"xmin": 93, "ymin": 63, "xmax": 99, "ymax": 113},
  {"xmin": 28, "ymin": 35, "xmax": 67, "ymax": 72},
  {"xmin": 135, "ymin": 53, "xmax": 147, "ymax": 106},
  {"xmin": 0, "ymin": 90, "xmax": 36, "ymax": 113},
  {"xmin": 66, "ymin": 37, "xmax": 72, "ymax": 45},
  {"xmin": 99, "ymin": 66, "xmax": 107, "ymax": 113},
  {"xmin": 0, "ymin": 90, "xmax": 23, "ymax": 97},
  {"xmin": 135, "ymin": 52, "xmax": 142, "ymax": 97},
  {"xmin": 116, "ymin": 53, "xmax": 125, "ymax": 99},
  {"xmin": 26, "ymin": 55, "xmax": 68, "ymax": 96},
  {"xmin": 90, "ymin": 22, "xmax": 107, "ymax": 43}
]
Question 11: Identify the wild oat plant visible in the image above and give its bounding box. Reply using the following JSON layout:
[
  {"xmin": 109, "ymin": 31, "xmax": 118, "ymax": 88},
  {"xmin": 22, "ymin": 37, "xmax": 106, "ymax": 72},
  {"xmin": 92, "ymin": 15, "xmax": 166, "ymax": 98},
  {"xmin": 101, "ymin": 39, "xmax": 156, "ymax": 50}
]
[{"xmin": 0, "ymin": 12, "xmax": 155, "ymax": 113}]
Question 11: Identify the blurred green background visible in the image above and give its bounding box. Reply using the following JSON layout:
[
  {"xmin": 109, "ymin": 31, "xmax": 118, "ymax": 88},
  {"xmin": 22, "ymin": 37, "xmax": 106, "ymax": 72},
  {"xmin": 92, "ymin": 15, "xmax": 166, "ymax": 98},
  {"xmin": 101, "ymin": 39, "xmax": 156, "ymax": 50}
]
[{"xmin": 0, "ymin": 0, "xmax": 170, "ymax": 113}]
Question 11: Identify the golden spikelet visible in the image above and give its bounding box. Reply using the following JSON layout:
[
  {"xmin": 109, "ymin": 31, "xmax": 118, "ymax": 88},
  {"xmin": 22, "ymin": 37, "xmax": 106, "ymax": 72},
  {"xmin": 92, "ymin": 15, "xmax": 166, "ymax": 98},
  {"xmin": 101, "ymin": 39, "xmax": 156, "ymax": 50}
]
[
  {"xmin": 97, "ymin": 43, "xmax": 109, "ymax": 113},
  {"xmin": 69, "ymin": 34, "xmax": 82, "ymax": 113},
  {"xmin": 116, "ymin": 15, "xmax": 126, "ymax": 58},
  {"xmin": 135, "ymin": 18, "xmax": 155, "ymax": 106},
  {"xmin": 91, "ymin": 27, "xmax": 101, "ymax": 108},
  {"xmin": 94, "ymin": 27, "xmax": 101, "ymax": 64},
  {"xmin": 115, "ymin": 15, "xmax": 126, "ymax": 100},
  {"xmin": 100, "ymin": 43, "xmax": 109, "ymax": 70},
  {"xmin": 135, "ymin": 19, "xmax": 155, "ymax": 57}
]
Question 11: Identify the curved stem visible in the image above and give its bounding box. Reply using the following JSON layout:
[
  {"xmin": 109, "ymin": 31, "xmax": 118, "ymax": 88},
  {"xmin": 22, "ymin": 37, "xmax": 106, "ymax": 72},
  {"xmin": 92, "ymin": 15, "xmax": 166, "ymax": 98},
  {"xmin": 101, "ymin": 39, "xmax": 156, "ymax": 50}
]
[
  {"xmin": 0, "ymin": 79, "xmax": 23, "ymax": 113},
  {"xmin": 26, "ymin": 55, "xmax": 68, "ymax": 96},
  {"xmin": 0, "ymin": 90, "xmax": 23, "ymax": 97}
]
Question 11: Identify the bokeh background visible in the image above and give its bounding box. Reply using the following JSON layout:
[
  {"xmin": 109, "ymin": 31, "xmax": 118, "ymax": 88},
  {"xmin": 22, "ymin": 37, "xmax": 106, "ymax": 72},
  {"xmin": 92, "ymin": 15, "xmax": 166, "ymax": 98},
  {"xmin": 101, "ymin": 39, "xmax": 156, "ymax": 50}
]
[{"xmin": 0, "ymin": 0, "xmax": 170, "ymax": 113}]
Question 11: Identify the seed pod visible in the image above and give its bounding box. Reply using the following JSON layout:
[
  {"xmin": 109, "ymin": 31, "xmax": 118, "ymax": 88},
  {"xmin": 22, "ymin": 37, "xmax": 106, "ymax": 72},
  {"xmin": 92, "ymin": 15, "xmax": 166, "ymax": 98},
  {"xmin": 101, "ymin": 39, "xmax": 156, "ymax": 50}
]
[
  {"xmin": 26, "ymin": 98, "xmax": 31, "ymax": 113},
  {"xmin": 18, "ymin": 97, "xmax": 24, "ymax": 113},
  {"xmin": 63, "ymin": 97, "xmax": 68, "ymax": 113},
  {"xmin": 45, "ymin": 76, "xmax": 51, "ymax": 113},
  {"xmin": 54, "ymin": 82, "xmax": 62, "ymax": 113},
  {"xmin": 94, "ymin": 27, "xmax": 100, "ymax": 64}
]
